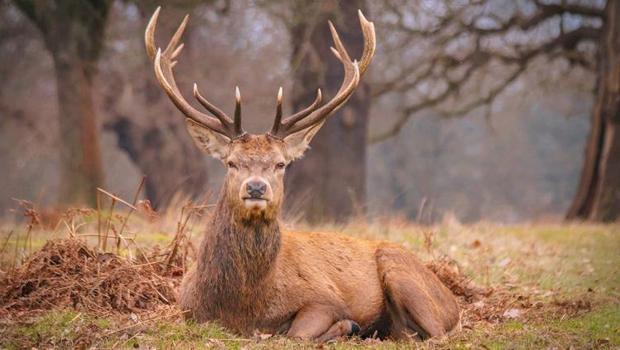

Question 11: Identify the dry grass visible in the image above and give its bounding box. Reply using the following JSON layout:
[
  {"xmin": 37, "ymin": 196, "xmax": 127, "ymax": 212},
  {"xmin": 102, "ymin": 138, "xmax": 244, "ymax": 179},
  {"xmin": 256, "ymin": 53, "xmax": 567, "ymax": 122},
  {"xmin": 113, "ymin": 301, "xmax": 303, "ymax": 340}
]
[{"xmin": 0, "ymin": 197, "xmax": 618, "ymax": 349}]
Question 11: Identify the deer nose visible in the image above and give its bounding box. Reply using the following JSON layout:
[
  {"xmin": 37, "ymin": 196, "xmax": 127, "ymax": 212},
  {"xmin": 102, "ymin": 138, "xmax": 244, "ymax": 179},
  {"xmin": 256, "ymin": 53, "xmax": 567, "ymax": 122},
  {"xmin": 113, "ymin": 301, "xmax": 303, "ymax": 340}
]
[{"xmin": 246, "ymin": 180, "xmax": 267, "ymax": 199}]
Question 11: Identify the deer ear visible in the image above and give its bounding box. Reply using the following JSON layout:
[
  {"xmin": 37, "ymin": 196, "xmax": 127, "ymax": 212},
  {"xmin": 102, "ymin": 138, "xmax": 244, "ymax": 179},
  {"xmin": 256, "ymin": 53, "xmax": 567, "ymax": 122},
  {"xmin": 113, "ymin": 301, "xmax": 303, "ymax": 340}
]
[
  {"xmin": 185, "ymin": 119, "xmax": 231, "ymax": 160},
  {"xmin": 282, "ymin": 121, "xmax": 324, "ymax": 161}
]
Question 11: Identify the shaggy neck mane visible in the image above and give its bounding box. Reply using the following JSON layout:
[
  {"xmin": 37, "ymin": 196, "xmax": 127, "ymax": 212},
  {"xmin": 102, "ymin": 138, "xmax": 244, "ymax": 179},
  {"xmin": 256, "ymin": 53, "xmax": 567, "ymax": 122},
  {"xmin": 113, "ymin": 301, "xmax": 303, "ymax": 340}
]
[{"xmin": 197, "ymin": 185, "xmax": 281, "ymax": 303}]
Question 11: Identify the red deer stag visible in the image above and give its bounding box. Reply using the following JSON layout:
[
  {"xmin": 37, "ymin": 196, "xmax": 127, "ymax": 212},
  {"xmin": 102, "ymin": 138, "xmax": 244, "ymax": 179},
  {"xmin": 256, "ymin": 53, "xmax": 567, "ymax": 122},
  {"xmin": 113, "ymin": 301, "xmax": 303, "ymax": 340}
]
[{"xmin": 145, "ymin": 7, "xmax": 460, "ymax": 341}]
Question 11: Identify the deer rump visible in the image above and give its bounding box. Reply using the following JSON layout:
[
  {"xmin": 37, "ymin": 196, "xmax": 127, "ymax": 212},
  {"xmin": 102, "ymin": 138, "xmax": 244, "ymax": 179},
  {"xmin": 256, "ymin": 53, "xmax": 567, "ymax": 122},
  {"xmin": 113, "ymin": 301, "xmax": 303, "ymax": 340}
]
[{"xmin": 179, "ymin": 231, "xmax": 460, "ymax": 341}]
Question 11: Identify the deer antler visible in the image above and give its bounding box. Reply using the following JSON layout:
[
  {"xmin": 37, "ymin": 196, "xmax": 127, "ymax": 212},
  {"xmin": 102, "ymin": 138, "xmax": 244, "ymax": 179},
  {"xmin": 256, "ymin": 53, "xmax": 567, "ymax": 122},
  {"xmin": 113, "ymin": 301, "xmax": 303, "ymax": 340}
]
[
  {"xmin": 269, "ymin": 10, "xmax": 376, "ymax": 139},
  {"xmin": 145, "ymin": 7, "xmax": 245, "ymax": 139}
]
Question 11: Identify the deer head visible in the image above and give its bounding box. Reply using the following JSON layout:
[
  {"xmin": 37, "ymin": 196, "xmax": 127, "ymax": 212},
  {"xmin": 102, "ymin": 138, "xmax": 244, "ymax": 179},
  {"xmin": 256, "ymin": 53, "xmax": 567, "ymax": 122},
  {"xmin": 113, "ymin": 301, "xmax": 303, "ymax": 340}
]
[{"xmin": 145, "ymin": 7, "xmax": 375, "ymax": 221}]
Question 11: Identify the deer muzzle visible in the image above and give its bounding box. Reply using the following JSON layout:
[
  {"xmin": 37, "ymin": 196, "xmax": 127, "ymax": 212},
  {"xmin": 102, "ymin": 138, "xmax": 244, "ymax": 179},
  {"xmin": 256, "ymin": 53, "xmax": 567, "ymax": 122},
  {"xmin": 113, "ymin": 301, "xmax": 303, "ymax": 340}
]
[{"xmin": 240, "ymin": 176, "xmax": 272, "ymax": 210}]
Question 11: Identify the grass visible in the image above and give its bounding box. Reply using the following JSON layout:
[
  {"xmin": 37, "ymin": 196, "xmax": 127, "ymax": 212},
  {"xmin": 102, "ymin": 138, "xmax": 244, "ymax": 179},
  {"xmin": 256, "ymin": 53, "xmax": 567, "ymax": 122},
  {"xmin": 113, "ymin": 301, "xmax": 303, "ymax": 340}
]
[
  {"xmin": 452, "ymin": 303, "xmax": 619, "ymax": 349},
  {"xmin": 1, "ymin": 210, "xmax": 619, "ymax": 349},
  {"xmin": 2, "ymin": 304, "xmax": 617, "ymax": 349}
]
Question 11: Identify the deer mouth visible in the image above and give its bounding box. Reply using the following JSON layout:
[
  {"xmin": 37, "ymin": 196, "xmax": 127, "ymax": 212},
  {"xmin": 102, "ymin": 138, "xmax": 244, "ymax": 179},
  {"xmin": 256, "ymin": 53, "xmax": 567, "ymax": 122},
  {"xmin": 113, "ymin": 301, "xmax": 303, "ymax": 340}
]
[{"xmin": 243, "ymin": 198, "xmax": 269, "ymax": 210}]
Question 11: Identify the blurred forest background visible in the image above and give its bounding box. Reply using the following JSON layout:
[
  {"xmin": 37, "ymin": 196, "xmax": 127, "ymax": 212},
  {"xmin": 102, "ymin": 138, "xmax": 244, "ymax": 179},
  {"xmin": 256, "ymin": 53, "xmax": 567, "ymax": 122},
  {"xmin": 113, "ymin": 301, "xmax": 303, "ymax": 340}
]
[{"xmin": 0, "ymin": 0, "xmax": 617, "ymax": 224}]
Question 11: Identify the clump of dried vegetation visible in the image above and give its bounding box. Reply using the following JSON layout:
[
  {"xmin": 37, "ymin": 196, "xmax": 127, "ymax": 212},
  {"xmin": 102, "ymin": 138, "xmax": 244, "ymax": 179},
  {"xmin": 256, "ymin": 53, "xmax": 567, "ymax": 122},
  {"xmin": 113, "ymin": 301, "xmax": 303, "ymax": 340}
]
[
  {"xmin": 0, "ymin": 238, "xmax": 179, "ymax": 315},
  {"xmin": 0, "ymin": 182, "xmax": 205, "ymax": 319}
]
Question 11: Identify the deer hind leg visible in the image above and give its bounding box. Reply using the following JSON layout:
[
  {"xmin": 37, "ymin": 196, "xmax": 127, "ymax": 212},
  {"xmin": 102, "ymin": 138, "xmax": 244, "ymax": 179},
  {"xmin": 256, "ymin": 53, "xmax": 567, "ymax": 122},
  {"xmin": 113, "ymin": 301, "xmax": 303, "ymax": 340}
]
[
  {"xmin": 316, "ymin": 320, "xmax": 361, "ymax": 342},
  {"xmin": 375, "ymin": 245, "xmax": 460, "ymax": 340},
  {"xmin": 286, "ymin": 304, "xmax": 358, "ymax": 342}
]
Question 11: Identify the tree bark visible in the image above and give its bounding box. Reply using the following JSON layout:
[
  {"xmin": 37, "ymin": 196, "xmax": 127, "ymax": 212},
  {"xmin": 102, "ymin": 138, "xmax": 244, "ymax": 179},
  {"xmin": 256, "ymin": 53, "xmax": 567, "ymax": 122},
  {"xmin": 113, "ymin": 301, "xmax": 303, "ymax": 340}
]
[
  {"xmin": 567, "ymin": 0, "xmax": 620, "ymax": 221},
  {"xmin": 12, "ymin": 0, "xmax": 111, "ymax": 207},
  {"xmin": 285, "ymin": 0, "xmax": 370, "ymax": 223},
  {"xmin": 53, "ymin": 52, "xmax": 104, "ymax": 206}
]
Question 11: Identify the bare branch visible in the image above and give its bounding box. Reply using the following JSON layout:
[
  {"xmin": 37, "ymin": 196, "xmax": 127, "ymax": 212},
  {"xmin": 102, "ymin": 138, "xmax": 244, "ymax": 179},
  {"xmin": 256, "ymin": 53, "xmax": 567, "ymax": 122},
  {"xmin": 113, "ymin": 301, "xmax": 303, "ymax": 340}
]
[
  {"xmin": 535, "ymin": 1, "xmax": 604, "ymax": 18},
  {"xmin": 368, "ymin": 0, "xmax": 602, "ymax": 143}
]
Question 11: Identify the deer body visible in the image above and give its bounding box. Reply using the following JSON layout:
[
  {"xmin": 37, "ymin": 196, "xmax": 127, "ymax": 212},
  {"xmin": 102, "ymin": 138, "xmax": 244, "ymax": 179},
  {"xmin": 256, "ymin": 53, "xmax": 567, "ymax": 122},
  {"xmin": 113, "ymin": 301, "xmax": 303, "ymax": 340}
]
[
  {"xmin": 180, "ymin": 203, "xmax": 387, "ymax": 334},
  {"xmin": 180, "ymin": 220, "xmax": 387, "ymax": 334},
  {"xmin": 177, "ymin": 137, "xmax": 459, "ymax": 340},
  {"xmin": 146, "ymin": 8, "xmax": 460, "ymax": 341}
]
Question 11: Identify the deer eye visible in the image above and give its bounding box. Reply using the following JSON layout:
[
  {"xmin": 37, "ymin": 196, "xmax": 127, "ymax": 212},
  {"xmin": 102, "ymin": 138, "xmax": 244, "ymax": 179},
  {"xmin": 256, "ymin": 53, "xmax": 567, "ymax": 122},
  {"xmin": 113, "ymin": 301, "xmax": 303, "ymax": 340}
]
[
  {"xmin": 227, "ymin": 161, "xmax": 238, "ymax": 169},
  {"xmin": 275, "ymin": 162, "xmax": 286, "ymax": 170}
]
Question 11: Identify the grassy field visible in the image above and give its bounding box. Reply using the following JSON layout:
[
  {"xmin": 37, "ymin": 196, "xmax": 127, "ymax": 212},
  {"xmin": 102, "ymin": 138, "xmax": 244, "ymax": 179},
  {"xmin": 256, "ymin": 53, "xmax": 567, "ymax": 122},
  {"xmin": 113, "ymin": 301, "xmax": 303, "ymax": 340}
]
[{"xmin": 0, "ymin": 205, "xmax": 618, "ymax": 349}]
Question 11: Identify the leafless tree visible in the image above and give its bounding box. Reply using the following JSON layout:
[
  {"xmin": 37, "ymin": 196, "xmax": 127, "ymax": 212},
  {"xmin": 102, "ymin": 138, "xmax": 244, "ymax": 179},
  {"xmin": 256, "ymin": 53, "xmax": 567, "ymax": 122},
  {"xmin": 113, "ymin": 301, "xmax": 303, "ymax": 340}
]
[{"xmin": 370, "ymin": 0, "xmax": 618, "ymax": 221}]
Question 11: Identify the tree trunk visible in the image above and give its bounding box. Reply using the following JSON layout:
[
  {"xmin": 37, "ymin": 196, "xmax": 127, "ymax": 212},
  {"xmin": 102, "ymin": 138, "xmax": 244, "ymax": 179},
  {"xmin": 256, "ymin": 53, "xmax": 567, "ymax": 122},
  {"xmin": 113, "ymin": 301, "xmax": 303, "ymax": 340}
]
[
  {"xmin": 286, "ymin": 0, "xmax": 370, "ymax": 223},
  {"xmin": 53, "ymin": 52, "xmax": 104, "ymax": 206},
  {"xmin": 567, "ymin": 0, "xmax": 620, "ymax": 221},
  {"xmin": 12, "ymin": 0, "xmax": 111, "ymax": 207}
]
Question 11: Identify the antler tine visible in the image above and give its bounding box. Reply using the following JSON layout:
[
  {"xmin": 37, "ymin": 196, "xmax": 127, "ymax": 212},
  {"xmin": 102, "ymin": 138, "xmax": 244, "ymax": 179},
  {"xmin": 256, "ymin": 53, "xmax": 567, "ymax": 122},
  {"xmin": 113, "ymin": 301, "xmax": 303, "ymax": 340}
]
[
  {"xmin": 171, "ymin": 43, "xmax": 185, "ymax": 60},
  {"xmin": 153, "ymin": 49, "xmax": 223, "ymax": 135},
  {"xmin": 193, "ymin": 84, "xmax": 233, "ymax": 125},
  {"xmin": 357, "ymin": 9, "xmax": 376, "ymax": 76},
  {"xmin": 271, "ymin": 87, "xmax": 284, "ymax": 135},
  {"xmin": 144, "ymin": 6, "xmax": 161, "ymax": 60},
  {"xmin": 164, "ymin": 14, "xmax": 188, "ymax": 56},
  {"xmin": 269, "ymin": 88, "xmax": 322, "ymax": 137},
  {"xmin": 282, "ymin": 89, "xmax": 322, "ymax": 126},
  {"xmin": 146, "ymin": 8, "xmax": 245, "ymax": 139},
  {"xmin": 268, "ymin": 10, "xmax": 374, "ymax": 139},
  {"xmin": 286, "ymin": 62, "xmax": 360, "ymax": 135},
  {"xmin": 234, "ymin": 87, "xmax": 244, "ymax": 136},
  {"xmin": 328, "ymin": 20, "xmax": 352, "ymax": 63}
]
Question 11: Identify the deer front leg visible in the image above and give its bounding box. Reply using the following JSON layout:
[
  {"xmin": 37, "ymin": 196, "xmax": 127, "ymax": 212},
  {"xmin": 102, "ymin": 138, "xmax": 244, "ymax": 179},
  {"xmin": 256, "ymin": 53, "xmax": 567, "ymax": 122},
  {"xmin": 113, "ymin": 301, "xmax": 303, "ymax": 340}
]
[{"xmin": 287, "ymin": 305, "xmax": 354, "ymax": 341}]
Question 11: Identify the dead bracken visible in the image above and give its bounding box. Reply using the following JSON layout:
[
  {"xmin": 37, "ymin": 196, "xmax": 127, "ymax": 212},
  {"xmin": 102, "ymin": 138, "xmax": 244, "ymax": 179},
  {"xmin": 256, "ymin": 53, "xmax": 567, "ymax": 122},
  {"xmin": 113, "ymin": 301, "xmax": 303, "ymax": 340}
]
[
  {"xmin": 0, "ymin": 239, "xmax": 181, "ymax": 315},
  {"xmin": 426, "ymin": 256, "xmax": 492, "ymax": 302}
]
